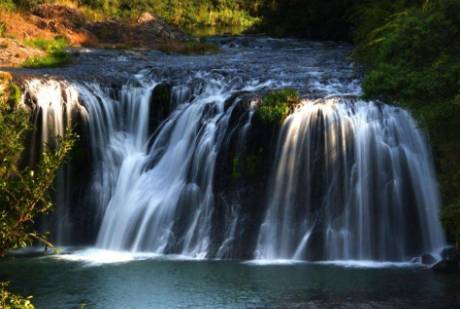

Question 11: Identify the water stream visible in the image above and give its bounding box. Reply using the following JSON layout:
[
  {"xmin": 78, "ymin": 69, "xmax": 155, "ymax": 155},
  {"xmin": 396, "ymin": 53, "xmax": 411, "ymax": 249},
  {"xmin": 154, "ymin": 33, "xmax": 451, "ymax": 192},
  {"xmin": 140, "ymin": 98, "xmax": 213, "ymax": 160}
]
[{"xmin": 18, "ymin": 36, "xmax": 445, "ymax": 262}]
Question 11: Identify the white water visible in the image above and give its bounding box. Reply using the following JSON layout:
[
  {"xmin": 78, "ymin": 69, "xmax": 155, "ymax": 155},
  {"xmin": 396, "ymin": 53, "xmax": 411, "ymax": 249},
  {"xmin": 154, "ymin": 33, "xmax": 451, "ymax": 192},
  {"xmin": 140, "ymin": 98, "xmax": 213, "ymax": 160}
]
[
  {"xmin": 256, "ymin": 98, "xmax": 446, "ymax": 261},
  {"xmin": 94, "ymin": 74, "xmax": 271, "ymax": 257},
  {"xmin": 20, "ymin": 38, "xmax": 447, "ymax": 262},
  {"xmin": 23, "ymin": 80, "xmax": 87, "ymax": 244}
]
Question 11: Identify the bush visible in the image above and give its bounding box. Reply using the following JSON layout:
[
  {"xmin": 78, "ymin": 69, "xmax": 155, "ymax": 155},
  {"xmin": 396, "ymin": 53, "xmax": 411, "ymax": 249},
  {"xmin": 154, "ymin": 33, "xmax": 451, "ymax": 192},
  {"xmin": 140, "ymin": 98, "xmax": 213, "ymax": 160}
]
[
  {"xmin": 354, "ymin": 0, "xmax": 460, "ymax": 246},
  {"xmin": 256, "ymin": 88, "xmax": 301, "ymax": 124},
  {"xmin": 0, "ymin": 282, "xmax": 34, "ymax": 309},
  {"xmin": 22, "ymin": 37, "xmax": 73, "ymax": 68},
  {"xmin": 0, "ymin": 0, "xmax": 15, "ymax": 11}
]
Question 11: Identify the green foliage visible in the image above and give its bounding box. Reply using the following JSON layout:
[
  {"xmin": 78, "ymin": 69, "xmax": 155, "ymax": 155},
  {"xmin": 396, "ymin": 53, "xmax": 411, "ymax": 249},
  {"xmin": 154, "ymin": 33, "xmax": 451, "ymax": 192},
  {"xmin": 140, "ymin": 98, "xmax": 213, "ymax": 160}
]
[
  {"xmin": 1, "ymin": 282, "xmax": 34, "ymax": 309},
  {"xmin": 257, "ymin": 88, "xmax": 300, "ymax": 124},
  {"xmin": 76, "ymin": 0, "xmax": 257, "ymax": 28},
  {"xmin": 22, "ymin": 37, "xmax": 73, "ymax": 69},
  {"xmin": 442, "ymin": 200, "xmax": 460, "ymax": 250},
  {"xmin": 0, "ymin": 22, "xmax": 7, "ymax": 38},
  {"xmin": 356, "ymin": 1, "xmax": 460, "ymax": 111},
  {"xmin": 255, "ymin": 0, "xmax": 358, "ymax": 39},
  {"xmin": 0, "ymin": 72, "xmax": 77, "ymax": 256},
  {"xmin": 0, "ymin": 0, "xmax": 16, "ymax": 11},
  {"xmin": 354, "ymin": 0, "xmax": 460, "ymax": 245},
  {"xmin": 14, "ymin": 0, "xmax": 49, "ymax": 10},
  {"xmin": 24, "ymin": 37, "xmax": 68, "ymax": 52}
]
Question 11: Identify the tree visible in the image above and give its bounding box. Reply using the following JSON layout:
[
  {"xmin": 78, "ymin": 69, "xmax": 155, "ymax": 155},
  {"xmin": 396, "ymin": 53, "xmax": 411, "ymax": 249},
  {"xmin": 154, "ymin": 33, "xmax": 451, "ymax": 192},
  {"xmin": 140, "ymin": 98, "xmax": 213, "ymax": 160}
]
[{"xmin": 0, "ymin": 71, "xmax": 77, "ymax": 307}]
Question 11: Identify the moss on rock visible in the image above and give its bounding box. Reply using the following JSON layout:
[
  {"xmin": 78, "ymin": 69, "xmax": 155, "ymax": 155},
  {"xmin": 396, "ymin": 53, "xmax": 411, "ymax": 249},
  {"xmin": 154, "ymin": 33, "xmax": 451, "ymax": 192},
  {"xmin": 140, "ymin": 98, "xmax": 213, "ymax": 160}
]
[{"xmin": 256, "ymin": 88, "xmax": 300, "ymax": 124}]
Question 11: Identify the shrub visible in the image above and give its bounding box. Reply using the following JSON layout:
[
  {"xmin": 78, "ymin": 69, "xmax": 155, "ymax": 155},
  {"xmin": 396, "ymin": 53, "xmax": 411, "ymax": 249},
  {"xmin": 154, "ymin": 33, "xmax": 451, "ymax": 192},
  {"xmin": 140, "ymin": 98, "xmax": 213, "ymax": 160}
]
[
  {"xmin": 256, "ymin": 88, "xmax": 301, "ymax": 124},
  {"xmin": 0, "ymin": 22, "xmax": 6, "ymax": 38},
  {"xmin": 353, "ymin": 0, "xmax": 460, "ymax": 245},
  {"xmin": 22, "ymin": 37, "xmax": 73, "ymax": 68}
]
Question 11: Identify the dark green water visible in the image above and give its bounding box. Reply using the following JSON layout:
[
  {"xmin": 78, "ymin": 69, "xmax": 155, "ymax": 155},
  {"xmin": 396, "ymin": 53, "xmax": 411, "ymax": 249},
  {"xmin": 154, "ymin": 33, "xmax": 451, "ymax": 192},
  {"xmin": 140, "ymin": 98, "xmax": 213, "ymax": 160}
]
[{"xmin": 1, "ymin": 250, "xmax": 459, "ymax": 309}]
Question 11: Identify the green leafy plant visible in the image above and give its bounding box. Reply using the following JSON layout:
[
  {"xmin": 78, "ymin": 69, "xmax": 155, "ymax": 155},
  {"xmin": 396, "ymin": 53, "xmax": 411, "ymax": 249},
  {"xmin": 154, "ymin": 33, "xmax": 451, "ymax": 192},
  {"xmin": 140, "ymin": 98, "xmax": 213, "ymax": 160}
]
[
  {"xmin": 0, "ymin": 22, "xmax": 7, "ymax": 37},
  {"xmin": 1, "ymin": 282, "xmax": 34, "ymax": 309},
  {"xmin": 0, "ymin": 71, "xmax": 77, "ymax": 306},
  {"xmin": 257, "ymin": 88, "xmax": 301, "ymax": 124},
  {"xmin": 22, "ymin": 37, "xmax": 73, "ymax": 68},
  {"xmin": 353, "ymin": 0, "xmax": 460, "ymax": 247}
]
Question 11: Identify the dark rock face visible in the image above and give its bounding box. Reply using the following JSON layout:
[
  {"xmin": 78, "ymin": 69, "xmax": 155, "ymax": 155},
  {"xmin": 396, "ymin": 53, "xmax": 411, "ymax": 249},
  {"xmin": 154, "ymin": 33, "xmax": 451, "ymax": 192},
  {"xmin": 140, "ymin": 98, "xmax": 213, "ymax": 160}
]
[
  {"xmin": 441, "ymin": 246, "xmax": 460, "ymax": 262},
  {"xmin": 32, "ymin": 4, "xmax": 87, "ymax": 30},
  {"xmin": 149, "ymin": 83, "xmax": 173, "ymax": 135},
  {"xmin": 431, "ymin": 247, "xmax": 459, "ymax": 273},
  {"xmin": 211, "ymin": 93, "xmax": 283, "ymax": 258},
  {"xmin": 86, "ymin": 15, "xmax": 189, "ymax": 48},
  {"xmin": 421, "ymin": 253, "xmax": 437, "ymax": 265}
]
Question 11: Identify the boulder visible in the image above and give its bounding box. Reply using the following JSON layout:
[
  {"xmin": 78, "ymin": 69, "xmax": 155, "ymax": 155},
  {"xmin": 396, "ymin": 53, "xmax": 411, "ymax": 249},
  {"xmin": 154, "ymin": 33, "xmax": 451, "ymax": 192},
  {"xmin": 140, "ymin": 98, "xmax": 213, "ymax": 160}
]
[
  {"xmin": 441, "ymin": 246, "xmax": 460, "ymax": 262},
  {"xmin": 431, "ymin": 260, "xmax": 459, "ymax": 273},
  {"xmin": 138, "ymin": 12, "xmax": 156, "ymax": 24},
  {"xmin": 421, "ymin": 253, "xmax": 437, "ymax": 265},
  {"xmin": 431, "ymin": 246, "xmax": 459, "ymax": 273},
  {"xmin": 32, "ymin": 4, "xmax": 86, "ymax": 29}
]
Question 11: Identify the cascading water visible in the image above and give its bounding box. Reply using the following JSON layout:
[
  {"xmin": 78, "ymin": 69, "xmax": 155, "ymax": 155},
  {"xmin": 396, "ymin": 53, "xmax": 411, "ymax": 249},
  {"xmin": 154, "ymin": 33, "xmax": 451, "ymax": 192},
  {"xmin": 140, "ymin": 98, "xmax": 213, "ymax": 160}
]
[
  {"xmin": 256, "ymin": 98, "xmax": 446, "ymax": 261},
  {"xmin": 19, "ymin": 37, "xmax": 447, "ymax": 262},
  {"xmin": 95, "ymin": 73, "xmax": 269, "ymax": 257},
  {"xmin": 24, "ymin": 80, "xmax": 86, "ymax": 244}
]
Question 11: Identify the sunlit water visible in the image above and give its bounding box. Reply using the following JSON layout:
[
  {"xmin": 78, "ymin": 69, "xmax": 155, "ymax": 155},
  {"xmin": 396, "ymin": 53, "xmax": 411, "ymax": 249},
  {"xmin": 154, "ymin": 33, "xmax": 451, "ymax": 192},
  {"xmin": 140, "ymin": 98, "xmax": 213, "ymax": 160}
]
[{"xmin": 5, "ymin": 36, "xmax": 456, "ymax": 308}]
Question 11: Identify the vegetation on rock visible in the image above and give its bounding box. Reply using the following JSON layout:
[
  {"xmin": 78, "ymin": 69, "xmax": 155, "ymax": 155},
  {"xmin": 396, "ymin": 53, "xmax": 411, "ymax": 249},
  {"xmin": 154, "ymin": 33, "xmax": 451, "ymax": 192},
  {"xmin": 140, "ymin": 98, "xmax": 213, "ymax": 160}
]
[{"xmin": 256, "ymin": 88, "xmax": 301, "ymax": 124}]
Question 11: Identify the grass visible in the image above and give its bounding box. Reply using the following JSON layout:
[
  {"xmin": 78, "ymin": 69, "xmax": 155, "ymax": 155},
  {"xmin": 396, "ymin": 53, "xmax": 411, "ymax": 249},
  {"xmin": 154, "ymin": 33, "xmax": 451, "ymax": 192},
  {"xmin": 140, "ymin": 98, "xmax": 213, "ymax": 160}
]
[
  {"xmin": 0, "ymin": 22, "xmax": 6, "ymax": 37},
  {"xmin": 24, "ymin": 37, "xmax": 69, "ymax": 52},
  {"xmin": 22, "ymin": 37, "xmax": 73, "ymax": 68}
]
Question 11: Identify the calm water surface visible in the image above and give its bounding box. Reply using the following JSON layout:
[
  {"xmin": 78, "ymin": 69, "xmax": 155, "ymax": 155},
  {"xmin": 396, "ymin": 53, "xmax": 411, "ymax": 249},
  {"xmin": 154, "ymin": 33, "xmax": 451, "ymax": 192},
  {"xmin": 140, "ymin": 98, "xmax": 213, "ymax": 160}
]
[{"xmin": 1, "ymin": 250, "xmax": 459, "ymax": 308}]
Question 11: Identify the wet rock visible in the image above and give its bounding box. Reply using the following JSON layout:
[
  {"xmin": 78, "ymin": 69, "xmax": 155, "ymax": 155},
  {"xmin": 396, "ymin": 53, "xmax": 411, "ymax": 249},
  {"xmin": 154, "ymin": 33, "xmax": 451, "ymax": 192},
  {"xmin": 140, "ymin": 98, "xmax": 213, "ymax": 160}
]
[
  {"xmin": 441, "ymin": 246, "xmax": 460, "ymax": 262},
  {"xmin": 149, "ymin": 83, "xmax": 173, "ymax": 134},
  {"xmin": 431, "ymin": 247, "xmax": 459, "ymax": 273},
  {"xmin": 421, "ymin": 253, "xmax": 437, "ymax": 265},
  {"xmin": 431, "ymin": 260, "xmax": 459, "ymax": 273}
]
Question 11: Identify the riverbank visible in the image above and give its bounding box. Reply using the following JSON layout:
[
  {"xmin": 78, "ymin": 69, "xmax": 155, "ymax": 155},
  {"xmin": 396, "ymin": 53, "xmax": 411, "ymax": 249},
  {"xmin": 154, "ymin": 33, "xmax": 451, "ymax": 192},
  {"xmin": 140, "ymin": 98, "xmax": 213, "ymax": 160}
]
[{"xmin": 0, "ymin": 4, "xmax": 218, "ymax": 68}]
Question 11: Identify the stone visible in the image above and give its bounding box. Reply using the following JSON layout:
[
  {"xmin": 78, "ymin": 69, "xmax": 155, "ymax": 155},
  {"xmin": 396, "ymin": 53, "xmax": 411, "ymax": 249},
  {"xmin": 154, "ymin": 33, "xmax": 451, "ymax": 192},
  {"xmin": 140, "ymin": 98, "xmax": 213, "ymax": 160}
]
[
  {"xmin": 431, "ymin": 246, "xmax": 459, "ymax": 273},
  {"xmin": 32, "ymin": 4, "xmax": 86, "ymax": 29},
  {"xmin": 138, "ymin": 12, "xmax": 156, "ymax": 24},
  {"xmin": 431, "ymin": 260, "xmax": 458, "ymax": 273},
  {"xmin": 440, "ymin": 246, "xmax": 460, "ymax": 262},
  {"xmin": 421, "ymin": 253, "xmax": 437, "ymax": 265}
]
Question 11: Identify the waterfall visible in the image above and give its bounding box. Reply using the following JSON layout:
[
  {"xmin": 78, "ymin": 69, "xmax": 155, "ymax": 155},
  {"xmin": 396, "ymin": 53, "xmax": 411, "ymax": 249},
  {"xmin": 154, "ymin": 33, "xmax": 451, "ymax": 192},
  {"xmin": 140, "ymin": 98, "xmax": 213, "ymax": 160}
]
[
  {"xmin": 19, "ymin": 36, "xmax": 447, "ymax": 261},
  {"xmin": 256, "ymin": 98, "xmax": 446, "ymax": 261},
  {"xmin": 94, "ymin": 74, "xmax": 263, "ymax": 257},
  {"xmin": 23, "ymin": 80, "xmax": 87, "ymax": 245}
]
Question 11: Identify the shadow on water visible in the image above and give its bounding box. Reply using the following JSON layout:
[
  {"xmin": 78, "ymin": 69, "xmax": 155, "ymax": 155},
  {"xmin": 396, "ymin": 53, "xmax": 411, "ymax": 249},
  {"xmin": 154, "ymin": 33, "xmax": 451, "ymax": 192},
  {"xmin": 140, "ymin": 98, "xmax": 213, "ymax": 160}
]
[{"xmin": 0, "ymin": 254, "xmax": 459, "ymax": 308}]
